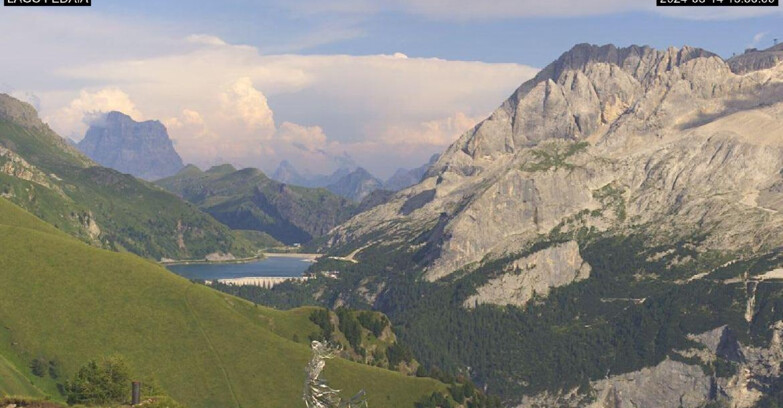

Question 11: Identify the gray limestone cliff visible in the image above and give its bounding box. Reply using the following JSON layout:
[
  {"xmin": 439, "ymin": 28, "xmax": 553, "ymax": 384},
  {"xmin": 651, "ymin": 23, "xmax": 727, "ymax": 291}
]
[
  {"xmin": 517, "ymin": 323, "xmax": 783, "ymax": 408},
  {"xmin": 325, "ymin": 43, "xmax": 783, "ymax": 281},
  {"xmin": 464, "ymin": 241, "xmax": 590, "ymax": 308},
  {"xmin": 78, "ymin": 111, "xmax": 184, "ymax": 181},
  {"xmin": 728, "ymin": 43, "xmax": 783, "ymax": 75}
]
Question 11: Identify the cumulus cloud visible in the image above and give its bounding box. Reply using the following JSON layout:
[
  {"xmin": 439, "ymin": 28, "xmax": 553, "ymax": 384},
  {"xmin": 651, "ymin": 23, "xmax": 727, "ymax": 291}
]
[
  {"xmin": 161, "ymin": 80, "xmax": 343, "ymax": 172},
  {"xmin": 186, "ymin": 34, "xmax": 229, "ymax": 47},
  {"xmin": 28, "ymin": 32, "xmax": 535, "ymax": 175},
  {"xmin": 46, "ymin": 88, "xmax": 143, "ymax": 141},
  {"xmin": 220, "ymin": 77, "xmax": 276, "ymax": 131},
  {"xmin": 0, "ymin": 8, "xmax": 540, "ymax": 176},
  {"xmin": 379, "ymin": 112, "xmax": 481, "ymax": 147},
  {"xmin": 278, "ymin": 122, "xmax": 329, "ymax": 152}
]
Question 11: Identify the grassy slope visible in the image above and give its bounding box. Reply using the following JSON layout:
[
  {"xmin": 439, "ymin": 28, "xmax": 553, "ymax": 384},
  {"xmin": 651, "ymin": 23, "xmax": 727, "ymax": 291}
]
[
  {"xmin": 0, "ymin": 198, "xmax": 444, "ymax": 407},
  {"xmin": 0, "ymin": 107, "xmax": 256, "ymax": 260},
  {"xmin": 0, "ymin": 353, "xmax": 44, "ymax": 398}
]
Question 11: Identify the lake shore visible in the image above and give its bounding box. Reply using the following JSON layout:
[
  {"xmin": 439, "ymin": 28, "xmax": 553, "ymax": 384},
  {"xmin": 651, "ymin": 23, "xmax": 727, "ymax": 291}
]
[
  {"xmin": 159, "ymin": 254, "xmax": 265, "ymax": 266},
  {"xmin": 262, "ymin": 252, "xmax": 320, "ymax": 260},
  {"xmin": 159, "ymin": 252, "xmax": 320, "ymax": 266}
]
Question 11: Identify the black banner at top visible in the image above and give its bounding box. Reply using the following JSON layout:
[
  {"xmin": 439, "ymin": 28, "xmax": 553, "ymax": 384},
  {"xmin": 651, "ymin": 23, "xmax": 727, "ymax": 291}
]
[
  {"xmin": 4, "ymin": 0, "xmax": 91, "ymax": 6},
  {"xmin": 657, "ymin": 0, "xmax": 778, "ymax": 6}
]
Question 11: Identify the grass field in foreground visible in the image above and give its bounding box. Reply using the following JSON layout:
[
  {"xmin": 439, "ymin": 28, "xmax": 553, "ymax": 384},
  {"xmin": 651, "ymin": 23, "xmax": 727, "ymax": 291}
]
[{"xmin": 0, "ymin": 198, "xmax": 445, "ymax": 407}]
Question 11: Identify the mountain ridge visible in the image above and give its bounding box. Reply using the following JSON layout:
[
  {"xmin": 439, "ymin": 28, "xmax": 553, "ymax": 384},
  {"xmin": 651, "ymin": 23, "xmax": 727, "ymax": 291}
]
[
  {"xmin": 291, "ymin": 43, "xmax": 783, "ymax": 406},
  {"xmin": 157, "ymin": 164, "xmax": 359, "ymax": 245},
  {"xmin": 0, "ymin": 94, "xmax": 256, "ymax": 260}
]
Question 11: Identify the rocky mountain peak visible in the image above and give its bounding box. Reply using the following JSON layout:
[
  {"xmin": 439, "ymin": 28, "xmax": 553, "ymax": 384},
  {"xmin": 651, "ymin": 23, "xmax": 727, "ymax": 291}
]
[
  {"xmin": 531, "ymin": 43, "xmax": 717, "ymax": 89},
  {"xmin": 326, "ymin": 167, "xmax": 383, "ymax": 202},
  {"xmin": 728, "ymin": 43, "xmax": 783, "ymax": 74},
  {"xmin": 0, "ymin": 94, "xmax": 45, "ymax": 130},
  {"xmin": 331, "ymin": 42, "xmax": 783, "ymax": 281},
  {"xmin": 0, "ymin": 94, "xmax": 92, "ymax": 167},
  {"xmin": 77, "ymin": 111, "xmax": 184, "ymax": 181},
  {"xmin": 272, "ymin": 159, "xmax": 307, "ymax": 186},
  {"xmin": 426, "ymin": 44, "xmax": 734, "ymax": 179}
]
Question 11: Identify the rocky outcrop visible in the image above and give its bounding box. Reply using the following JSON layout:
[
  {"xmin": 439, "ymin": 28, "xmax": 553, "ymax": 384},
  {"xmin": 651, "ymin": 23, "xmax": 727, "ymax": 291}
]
[
  {"xmin": 0, "ymin": 93, "xmax": 49, "ymax": 130},
  {"xmin": 0, "ymin": 94, "xmax": 91, "ymax": 167},
  {"xmin": 516, "ymin": 359, "xmax": 713, "ymax": 408},
  {"xmin": 0, "ymin": 146, "xmax": 61, "ymax": 193},
  {"xmin": 518, "ymin": 322, "xmax": 783, "ymax": 408},
  {"xmin": 728, "ymin": 43, "xmax": 783, "ymax": 75},
  {"xmin": 464, "ymin": 241, "xmax": 591, "ymax": 308},
  {"xmin": 326, "ymin": 43, "xmax": 783, "ymax": 282},
  {"xmin": 590, "ymin": 359, "xmax": 712, "ymax": 408},
  {"xmin": 78, "ymin": 111, "xmax": 184, "ymax": 181}
]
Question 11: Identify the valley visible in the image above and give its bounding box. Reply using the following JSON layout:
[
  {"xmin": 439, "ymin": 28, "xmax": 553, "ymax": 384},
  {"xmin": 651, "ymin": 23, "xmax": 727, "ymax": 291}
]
[
  {"xmin": 240, "ymin": 43, "xmax": 783, "ymax": 407},
  {"xmin": 2, "ymin": 10, "xmax": 783, "ymax": 406}
]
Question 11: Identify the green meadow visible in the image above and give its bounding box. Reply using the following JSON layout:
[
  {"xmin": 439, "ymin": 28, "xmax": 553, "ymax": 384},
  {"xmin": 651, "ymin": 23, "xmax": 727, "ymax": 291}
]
[{"xmin": 0, "ymin": 198, "xmax": 444, "ymax": 407}]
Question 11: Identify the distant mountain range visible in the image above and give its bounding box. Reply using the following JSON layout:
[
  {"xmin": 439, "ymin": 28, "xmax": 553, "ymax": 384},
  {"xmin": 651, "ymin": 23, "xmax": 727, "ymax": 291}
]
[
  {"xmin": 271, "ymin": 155, "xmax": 438, "ymax": 202},
  {"xmin": 77, "ymin": 111, "xmax": 184, "ymax": 181},
  {"xmin": 383, "ymin": 154, "xmax": 439, "ymax": 191},
  {"xmin": 156, "ymin": 164, "xmax": 360, "ymax": 245}
]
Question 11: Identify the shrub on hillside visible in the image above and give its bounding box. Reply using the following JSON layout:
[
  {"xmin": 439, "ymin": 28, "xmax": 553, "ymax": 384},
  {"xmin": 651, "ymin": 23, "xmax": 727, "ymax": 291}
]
[
  {"xmin": 30, "ymin": 356, "xmax": 48, "ymax": 377},
  {"xmin": 65, "ymin": 355, "xmax": 131, "ymax": 405}
]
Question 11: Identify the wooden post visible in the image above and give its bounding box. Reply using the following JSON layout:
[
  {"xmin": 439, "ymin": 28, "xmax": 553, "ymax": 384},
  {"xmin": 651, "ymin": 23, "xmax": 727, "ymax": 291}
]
[{"xmin": 132, "ymin": 381, "xmax": 141, "ymax": 405}]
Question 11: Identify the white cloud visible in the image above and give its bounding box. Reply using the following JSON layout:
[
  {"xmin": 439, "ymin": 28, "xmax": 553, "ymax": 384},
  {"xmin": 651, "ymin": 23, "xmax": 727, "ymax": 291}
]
[
  {"xmin": 186, "ymin": 34, "xmax": 228, "ymax": 47},
  {"xmin": 26, "ymin": 32, "xmax": 535, "ymax": 175},
  {"xmin": 379, "ymin": 112, "xmax": 480, "ymax": 147},
  {"xmin": 278, "ymin": 122, "xmax": 329, "ymax": 152},
  {"xmin": 46, "ymin": 88, "xmax": 143, "ymax": 141},
  {"xmin": 750, "ymin": 32, "xmax": 768, "ymax": 48},
  {"xmin": 219, "ymin": 77, "xmax": 276, "ymax": 131},
  {"xmin": 0, "ymin": 9, "xmax": 538, "ymax": 176}
]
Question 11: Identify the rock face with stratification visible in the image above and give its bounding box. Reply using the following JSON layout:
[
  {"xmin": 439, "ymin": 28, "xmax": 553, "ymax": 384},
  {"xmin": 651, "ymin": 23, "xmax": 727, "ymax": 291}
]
[
  {"xmin": 326, "ymin": 43, "xmax": 783, "ymax": 281},
  {"xmin": 517, "ymin": 323, "xmax": 783, "ymax": 408},
  {"xmin": 728, "ymin": 43, "xmax": 783, "ymax": 75},
  {"xmin": 313, "ymin": 43, "xmax": 783, "ymax": 407},
  {"xmin": 78, "ymin": 111, "xmax": 184, "ymax": 181},
  {"xmin": 464, "ymin": 241, "xmax": 591, "ymax": 308}
]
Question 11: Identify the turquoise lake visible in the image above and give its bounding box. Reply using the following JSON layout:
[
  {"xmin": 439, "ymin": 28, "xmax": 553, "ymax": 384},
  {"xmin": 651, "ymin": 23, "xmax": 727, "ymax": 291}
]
[{"xmin": 166, "ymin": 256, "xmax": 313, "ymax": 280}]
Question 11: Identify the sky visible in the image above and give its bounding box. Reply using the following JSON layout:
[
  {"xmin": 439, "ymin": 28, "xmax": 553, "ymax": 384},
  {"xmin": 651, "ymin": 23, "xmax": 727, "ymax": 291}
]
[{"xmin": 0, "ymin": 0, "xmax": 781, "ymax": 178}]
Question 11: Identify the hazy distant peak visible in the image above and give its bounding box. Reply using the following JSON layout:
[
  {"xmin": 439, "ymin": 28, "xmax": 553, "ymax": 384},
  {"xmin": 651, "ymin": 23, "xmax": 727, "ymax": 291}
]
[{"xmin": 77, "ymin": 111, "xmax": 184, "ymax": 181}]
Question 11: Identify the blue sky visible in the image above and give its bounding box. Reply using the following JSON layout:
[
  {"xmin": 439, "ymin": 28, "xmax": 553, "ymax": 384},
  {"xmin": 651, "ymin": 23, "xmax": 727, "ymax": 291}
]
[
  {"xmin": 93, "ymin": 0, "xmax": 782, "ymax": 63},
  {"xmin": 0, "ymin": 0, "xmax": 780, "ymax": 177}
]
